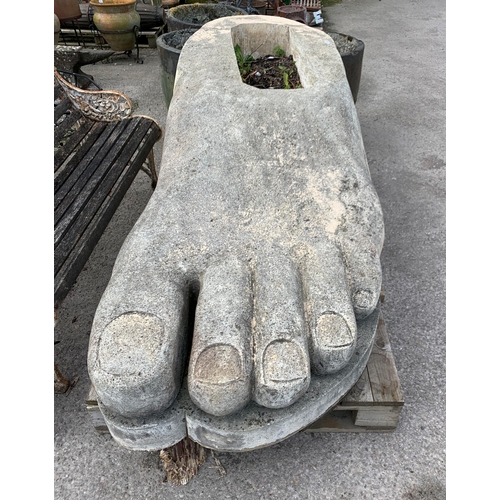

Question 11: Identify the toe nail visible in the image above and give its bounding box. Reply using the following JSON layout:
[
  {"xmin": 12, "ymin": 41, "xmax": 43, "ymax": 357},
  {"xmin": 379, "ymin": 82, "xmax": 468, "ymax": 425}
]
[
  {"xmin": 194, "ymin": 345, "xmax": 242, "ymax": 384},
  {"xmin": 353, "ymin": 289, "xmax": 376, "ymax": 311},
  {"xmin": 98, "ymin": 312, "xmax": 164, "ymax": 376},
  {"xmin": 263, "ymin": 340, "xmax": 307, "ymax": 383},
  {"xmin": 316, "ymin": 313, "xmax": 354, "ymax": 348}
]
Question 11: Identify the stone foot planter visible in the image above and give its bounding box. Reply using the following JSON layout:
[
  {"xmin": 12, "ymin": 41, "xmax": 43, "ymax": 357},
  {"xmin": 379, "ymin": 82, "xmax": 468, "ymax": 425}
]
[{"xmin": 89, "ymin": 16, "xmax": 384, "ymax": 452}]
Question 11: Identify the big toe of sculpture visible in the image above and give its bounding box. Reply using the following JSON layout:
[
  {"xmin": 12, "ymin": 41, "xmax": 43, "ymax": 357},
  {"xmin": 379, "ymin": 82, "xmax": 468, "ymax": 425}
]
[{"xmin": 88, "ymin": 16, "xmax": 384, "ymax": 451}]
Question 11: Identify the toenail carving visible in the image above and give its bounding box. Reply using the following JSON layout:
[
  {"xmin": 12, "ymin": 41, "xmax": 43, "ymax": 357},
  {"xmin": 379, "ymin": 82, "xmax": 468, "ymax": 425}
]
[
  {"xmin": 353, "ymin": 290, "xmax": 375, "ymax": 310},
  {"xmin": 98, "ymin": 312, "xmax": 164, "ymax": 375},
  {"xmin": 312, "ymin": 312, "xmax": 356, "ymax": 375},
  {"xmin": 353, "ymin": 289, "xmax": 378, "ymax": 319},
  {"xmin": 193, "ymin": 345, "xmax": 242, "ymax": 384},
  {"xmin": 316, "ymin": 312, "xmax": 354, "ymax": 349},
  {"xmin": 263, "ymin": 340, "xmax": 308, "ymax": 383}
]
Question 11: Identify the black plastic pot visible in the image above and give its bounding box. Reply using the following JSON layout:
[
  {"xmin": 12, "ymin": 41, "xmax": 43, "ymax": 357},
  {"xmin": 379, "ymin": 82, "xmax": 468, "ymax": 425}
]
[
  {"xmin": 165, "ymin": 3, "xmax": 246, "ymax": 32},
  {"xmin": 332, "ymin": 32, "xmax": 365, "ymax": 103},
  {"xmin": 157, "ymin": 29, "xmax": 198, "ymax": 108}
]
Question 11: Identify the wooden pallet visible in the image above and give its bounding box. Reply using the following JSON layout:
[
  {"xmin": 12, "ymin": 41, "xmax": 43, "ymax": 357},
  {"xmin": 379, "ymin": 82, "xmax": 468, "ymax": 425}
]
[
  {"xmin": 86, "ymin": 311, "xmax": 403, "ymax": 434},
  {"xmin": 306, "ymin": 312, "xmax": 404, "ymax": 432}
]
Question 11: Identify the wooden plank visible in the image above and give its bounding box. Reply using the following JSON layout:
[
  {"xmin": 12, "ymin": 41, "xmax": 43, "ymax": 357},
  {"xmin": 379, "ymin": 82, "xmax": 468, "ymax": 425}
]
[
  {"xmin": 54, "ymin": 122, "xmax": 161, "ymax": 303},
  {"xmin": 54, "ymin": 120, "xmax": 125, "ymax": 223},
  {"xmin": 354, "ymin": 406, "xmax": 402, "ymax": 429},
  {"xmin": 340, "ymin": 367, "xmax": 373, "ymax": 406},
  {"xmin": 54, "ymin": 119, "xmax": 151, "ymax": 272},
  {"xmin": 305, "ymin": 410, "xmax": 397, "ymax": 433},
  {"xmin": 54, "ymin": 96, "xmax": 73, "ymax": 124},
  {"xmin": 54, "ymin": 106, "xmax": 81, "ymax": 145},
  {"xmin": 365, "ymin": 316, "xmax": 404, "ymax": 404},
  {"xmin": 54, "ymin": 120, "xmax": 114, "ymax": 199},
  {"xmin": 54, "ymin": 118, "xmax": 96, "ymax": 175}
]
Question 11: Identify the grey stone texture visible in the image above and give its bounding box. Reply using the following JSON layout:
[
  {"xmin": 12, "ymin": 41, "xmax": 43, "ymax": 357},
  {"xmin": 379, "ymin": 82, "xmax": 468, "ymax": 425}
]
[{"xmin": 88, "ymin": 15, "xmax": 384, "ymax": 451}]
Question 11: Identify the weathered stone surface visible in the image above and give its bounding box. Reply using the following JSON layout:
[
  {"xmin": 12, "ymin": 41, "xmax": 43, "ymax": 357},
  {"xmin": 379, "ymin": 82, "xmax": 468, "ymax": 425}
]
[
  {"xmin": 88, "ymin": 15, "xmax": 384, "ymax": 451},
  {"xmin": 101, "ymin": 305, "xmax": 379, "ymax": 452}
]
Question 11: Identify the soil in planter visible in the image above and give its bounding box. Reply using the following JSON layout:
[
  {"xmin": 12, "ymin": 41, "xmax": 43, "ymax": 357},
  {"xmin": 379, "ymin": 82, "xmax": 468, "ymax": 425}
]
[
  {"xmin": 171, "ymin": 4, "xmax": 244, "ymax": 26},
  {"xmin": 330, "ymin": 32, "xmax": 359, "ymax": 55},
  {"xmin": 165, "ymin": 29, "xmax": 198, "ymax": 50},
  {"xmin": 237, "ymin": 47, "xmax": 302, "ymax": 90}
]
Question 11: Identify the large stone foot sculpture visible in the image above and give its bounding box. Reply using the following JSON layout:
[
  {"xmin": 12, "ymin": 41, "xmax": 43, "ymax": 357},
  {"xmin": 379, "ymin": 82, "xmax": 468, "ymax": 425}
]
[{"xmin": 88, "ymin": 16, "xmax": 384, "ymax": 452}]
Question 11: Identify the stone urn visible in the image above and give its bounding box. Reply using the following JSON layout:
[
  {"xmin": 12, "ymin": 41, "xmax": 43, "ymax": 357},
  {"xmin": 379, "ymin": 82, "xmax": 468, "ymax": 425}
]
[{"xmin": 89, "ymin": 0, "xmax": 141, "ymax": 51}]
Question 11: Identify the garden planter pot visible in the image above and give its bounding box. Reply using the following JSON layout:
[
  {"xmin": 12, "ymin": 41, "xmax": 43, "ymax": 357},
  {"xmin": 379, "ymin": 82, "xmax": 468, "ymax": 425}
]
[
  {"xmin": 89, "ymin": 0, "xmax": 141, "ymax": 52},
  {"xmin": 54, "ymin": 0, "xmax": 82, "ymax": 21},
  {"xmin": 157, "ymin": 29, "xmax": 198, "ymax": 108},
  {"xmin": 165, "ymin": 3, "xmax": 246, "ymax": 32},
  {"xmin": 54, "ymin": 14, "xmax": 61, "ymax": 45},
  {"xmin": 277, "ymin": 5, "xmax": 306, "ymax": 24},
  {"xmin": 250, "ymin": 0, "xmax": 267, "ymax": 14},
  {"xmin": 182, "ymin": 0, "xmax": 266, "ymax": 12},
  {"xmin": 331, "ymin": 32, "xmax": 365, "ymax": 103}
]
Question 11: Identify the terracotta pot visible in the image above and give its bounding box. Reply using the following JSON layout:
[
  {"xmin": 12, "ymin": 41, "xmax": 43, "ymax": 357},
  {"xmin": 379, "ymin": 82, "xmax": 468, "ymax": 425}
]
[
  {"xmin": 54, "ymin": 0, "xmax": 82, "ymax": 21},
  {"xmin": 250, "ymin": 0, "xmax": 267, "ymax": 14},
  {"xmin": 89, "ymin": 0, "xmax": 141, "ymax": 51},
  {"xmin": 277, "ymin": 5, "xmax": 306, "ymax": 24}
]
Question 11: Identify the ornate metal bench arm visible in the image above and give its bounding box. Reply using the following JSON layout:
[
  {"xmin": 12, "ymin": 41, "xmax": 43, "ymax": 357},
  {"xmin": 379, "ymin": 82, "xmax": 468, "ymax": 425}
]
[{"xmin": 54, "ymin": 68, "xmax": 133, "ymax": 122}]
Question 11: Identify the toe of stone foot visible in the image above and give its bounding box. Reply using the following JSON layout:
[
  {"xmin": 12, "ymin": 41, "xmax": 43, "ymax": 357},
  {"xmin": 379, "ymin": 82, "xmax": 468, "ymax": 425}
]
[
  {"xmin": 310, "ymin": 312, "xmax": 357, "ymax": 376},
  {"xmin": 188, "ymin": 344, "xmax": 251, "ymax": 417},
  {"xmin": 89, "ymin": 312, "xmax": 182, "ymax": 419},
  {"xmin": 254, "ymin": 339, "xmax": 311, "ymax": 409}
]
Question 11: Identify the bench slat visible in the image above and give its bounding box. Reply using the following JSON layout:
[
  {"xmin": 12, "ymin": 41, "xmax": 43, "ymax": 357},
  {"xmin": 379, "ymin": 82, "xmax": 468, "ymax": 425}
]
[
  {"xmin": 54, "ymin": 97, "xmax": 73, "ymax": 124},
  {"xmin": 54, "ymin": 119, "xmax": 126, "ymax": 223},
  {"xmin": 54, "ymin": 117, "xmax": 96, "ymax": 175},
  {"xmin": 54, "ymin": 118, "xmax": 155, "ymax": 277},
  {"xmin": 54, "ymin": 120, "xmax": 117, "ymax": 204},
  {"xmin": 54, "ymin": 119, "xmax": 160, "ymax": 301},
  {"xmin": 54, "ymin": 106, "xmax": 81, "ymax": 146}
]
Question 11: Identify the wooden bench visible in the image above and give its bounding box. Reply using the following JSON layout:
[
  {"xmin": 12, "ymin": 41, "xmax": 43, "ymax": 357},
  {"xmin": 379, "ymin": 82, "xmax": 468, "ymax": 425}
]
[{"xmin": 54, "ymin": 68, "xmax": 162, "ymax": 392}]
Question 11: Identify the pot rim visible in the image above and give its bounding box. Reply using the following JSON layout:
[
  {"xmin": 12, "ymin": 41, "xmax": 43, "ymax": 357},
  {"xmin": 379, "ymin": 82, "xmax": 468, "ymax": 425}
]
[{"xmin": 90, "ymin": 0, "xmax": 138, "ymax": 6}]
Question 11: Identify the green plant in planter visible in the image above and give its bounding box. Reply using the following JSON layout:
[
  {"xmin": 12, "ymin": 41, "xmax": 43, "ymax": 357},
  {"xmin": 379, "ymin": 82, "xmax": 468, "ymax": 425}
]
[
  {"xmin": 273, "ymin": 45, "xmax": 286, "ymax": 58},
  {"xmin": 278, "ymin": 65, "xmax": 290, "ymax": 89},
  {"xmin": 234, "ymin": 44, "xmax": 254, "ymax": 80}
]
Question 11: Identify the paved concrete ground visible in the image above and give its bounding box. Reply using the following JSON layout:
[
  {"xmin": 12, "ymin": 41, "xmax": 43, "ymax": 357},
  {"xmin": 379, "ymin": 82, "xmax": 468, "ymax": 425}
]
[{"xmin": 53, "ymin": 0, "xmax": 445, "ymax": 498}]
